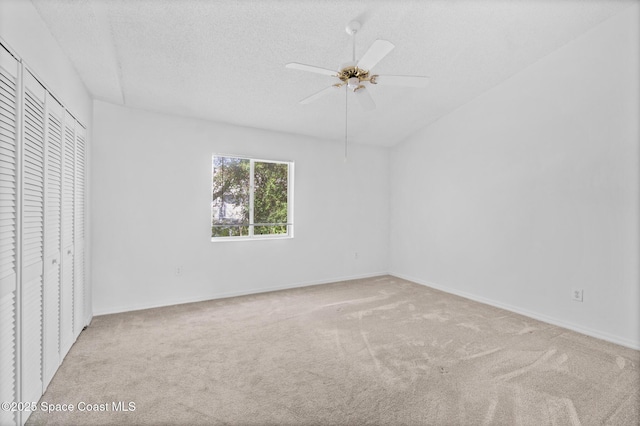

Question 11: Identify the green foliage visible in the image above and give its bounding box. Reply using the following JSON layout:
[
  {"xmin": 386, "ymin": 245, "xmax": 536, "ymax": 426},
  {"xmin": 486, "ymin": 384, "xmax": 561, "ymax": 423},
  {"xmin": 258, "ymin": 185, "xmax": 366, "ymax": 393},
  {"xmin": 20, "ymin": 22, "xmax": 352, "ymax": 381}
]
[
  {"xmin": 211, "ymin": 226, "xmax": 249, "ymax": 237},
  {"xmin": 211, "ymin": 156, "xmax": 288, "ymax": 238},
  {"xmin": 211, "ymin": 157, "xmax": 250, "ymax": 238},
  {"xmin": 254, "ymin": 162, "xmax": 288, "ymax": 235}
]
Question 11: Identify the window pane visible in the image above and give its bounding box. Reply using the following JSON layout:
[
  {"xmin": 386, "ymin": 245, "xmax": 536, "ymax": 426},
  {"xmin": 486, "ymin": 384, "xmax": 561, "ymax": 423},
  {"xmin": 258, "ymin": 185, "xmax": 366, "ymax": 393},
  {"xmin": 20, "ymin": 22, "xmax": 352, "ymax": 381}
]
[
  {"xmin": 212, "ymin": 156, "xmax": 250, "ymax": 237},
  {"xmin": 254, "ymin": 225, "xmax": 288, "ymax": 236},
  {"xmin": 211, "ymin": 225, "xmax": 250, "ymax": 238},
  {"xmin": 254, "ymin": 161, "xmax": 288, "ymax": 235}
]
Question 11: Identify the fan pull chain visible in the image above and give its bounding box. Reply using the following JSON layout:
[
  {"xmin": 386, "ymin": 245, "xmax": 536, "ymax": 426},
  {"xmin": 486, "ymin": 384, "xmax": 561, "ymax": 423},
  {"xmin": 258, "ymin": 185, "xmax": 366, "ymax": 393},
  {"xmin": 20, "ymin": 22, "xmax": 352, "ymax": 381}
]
[{"xmin": 345, "ymin": 25, "xmax": 356, "ymax": 162}]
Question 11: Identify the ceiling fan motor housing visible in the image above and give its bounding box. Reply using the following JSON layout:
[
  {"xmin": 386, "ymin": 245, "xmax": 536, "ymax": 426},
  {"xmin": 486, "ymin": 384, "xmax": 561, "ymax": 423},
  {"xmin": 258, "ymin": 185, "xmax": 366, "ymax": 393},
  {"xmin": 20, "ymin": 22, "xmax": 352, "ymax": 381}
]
[{"xmin": 337, "ymin": 65, "xmax": 373, "ymax": 91}]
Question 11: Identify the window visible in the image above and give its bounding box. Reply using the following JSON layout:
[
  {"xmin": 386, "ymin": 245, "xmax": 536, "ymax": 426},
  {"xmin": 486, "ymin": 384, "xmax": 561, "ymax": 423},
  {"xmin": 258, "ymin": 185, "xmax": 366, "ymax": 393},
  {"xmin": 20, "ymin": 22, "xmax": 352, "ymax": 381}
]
[{"xmin": 211, "ymin": 155, "xmax": 293, "ymax": 240}]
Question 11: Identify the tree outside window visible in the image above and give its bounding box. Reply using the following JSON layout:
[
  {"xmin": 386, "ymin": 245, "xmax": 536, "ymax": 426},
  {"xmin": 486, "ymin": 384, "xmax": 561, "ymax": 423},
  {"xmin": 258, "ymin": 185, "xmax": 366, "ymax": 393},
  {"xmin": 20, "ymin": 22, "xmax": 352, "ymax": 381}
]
[{"xmin": 211, "ymin": 155, "xmax": 292, "ymax": 239}]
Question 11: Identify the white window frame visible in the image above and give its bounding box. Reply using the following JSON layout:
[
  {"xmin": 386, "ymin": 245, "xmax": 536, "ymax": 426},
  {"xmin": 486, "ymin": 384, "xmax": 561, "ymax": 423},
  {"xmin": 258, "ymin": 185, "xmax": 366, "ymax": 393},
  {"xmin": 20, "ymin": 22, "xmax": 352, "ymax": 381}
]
[{"xmin": 211, "ymin": 154, "xmax": 294, "ymax": 242}]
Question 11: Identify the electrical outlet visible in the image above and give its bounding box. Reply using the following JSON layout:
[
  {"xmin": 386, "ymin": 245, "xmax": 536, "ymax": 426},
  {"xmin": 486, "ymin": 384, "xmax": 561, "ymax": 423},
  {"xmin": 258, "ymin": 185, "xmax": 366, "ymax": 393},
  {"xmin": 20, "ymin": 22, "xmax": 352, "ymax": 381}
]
[
  {"xmin": 354, "ymin": 252, "xmax": 359, "ymax": 260},
  {"xmin": 571, "ymin": 288, "xmax": 583, "ymax": 302},
  {"xmin": 175, "ymin": 266, "xmax": 183, "ymax": 276}
]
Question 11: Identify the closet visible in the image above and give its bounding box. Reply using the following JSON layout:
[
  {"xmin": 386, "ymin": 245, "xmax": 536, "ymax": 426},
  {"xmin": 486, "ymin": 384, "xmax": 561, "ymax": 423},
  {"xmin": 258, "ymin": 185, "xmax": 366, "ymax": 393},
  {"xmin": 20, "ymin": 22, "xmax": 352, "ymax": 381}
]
[{"xmin": 0, "ymin": 42, "xmax": 87, "ymax": 426}]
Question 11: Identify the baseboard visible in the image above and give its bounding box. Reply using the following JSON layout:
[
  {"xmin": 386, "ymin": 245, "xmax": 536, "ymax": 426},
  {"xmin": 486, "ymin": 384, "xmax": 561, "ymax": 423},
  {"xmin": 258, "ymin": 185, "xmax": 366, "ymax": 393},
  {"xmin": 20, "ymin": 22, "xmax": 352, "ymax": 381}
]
[
  {"xmin": 92, "ymin": 271, "xmax": 389, "ymax": 316},
  {"xmin": 390, "ymin": 272, "xmax": 640, "ymax": 351}
]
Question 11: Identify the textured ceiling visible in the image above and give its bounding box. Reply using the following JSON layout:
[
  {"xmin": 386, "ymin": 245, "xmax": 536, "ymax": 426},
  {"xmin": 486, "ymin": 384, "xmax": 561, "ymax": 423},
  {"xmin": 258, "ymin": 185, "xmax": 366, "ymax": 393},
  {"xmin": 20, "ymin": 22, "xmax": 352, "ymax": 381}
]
[{"xmin": 31, "ymin": 0, "xmax": 634, "ymax": 147}]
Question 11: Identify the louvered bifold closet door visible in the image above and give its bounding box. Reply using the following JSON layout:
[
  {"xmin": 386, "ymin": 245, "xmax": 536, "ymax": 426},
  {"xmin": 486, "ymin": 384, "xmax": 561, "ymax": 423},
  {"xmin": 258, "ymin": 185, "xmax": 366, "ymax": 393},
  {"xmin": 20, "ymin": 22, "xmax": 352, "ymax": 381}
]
[
  {"xmin": 60, "ymin": 111, "xmax": 74, "ymax": 356},
  {"xmin": 0, "ymin": 45, "xmax": 19, "ymax": 426},
  {"xmin": 43, "ymin": 94, "xmax": 63, "ymax": 388},
  {"xmin": 73, "ymin": 122, "xmax": 85, "ymax": 337},
  {"xmin": 21, "ymin": 70, "xmax": 45, "ymax": 406}
]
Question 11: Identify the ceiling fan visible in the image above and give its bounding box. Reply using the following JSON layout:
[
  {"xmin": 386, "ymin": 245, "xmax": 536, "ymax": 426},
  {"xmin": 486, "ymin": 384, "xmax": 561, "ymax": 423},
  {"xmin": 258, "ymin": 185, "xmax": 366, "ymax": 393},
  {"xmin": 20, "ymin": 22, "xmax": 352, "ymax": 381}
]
[
  {"xmin": 285, "ymin": 20, "xmax": 430, "ymax": 112},
  {"xmin": 285, "ymin": 20, "xmax": 429, "ymax": 158}
]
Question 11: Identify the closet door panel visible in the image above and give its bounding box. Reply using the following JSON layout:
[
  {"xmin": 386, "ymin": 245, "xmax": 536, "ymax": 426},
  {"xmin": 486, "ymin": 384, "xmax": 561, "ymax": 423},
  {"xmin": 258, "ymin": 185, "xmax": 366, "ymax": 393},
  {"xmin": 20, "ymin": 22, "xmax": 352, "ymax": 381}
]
[
  {"xmin": 73, "ymin": 123, "xmax": 85, "ymax": 336},
  {"xmin": 0, "ymin": 45, "xmax": 18, "ymax": 426},
  {"xmin": 21, "ymin": 70, "xmax": 45, "ymax": 405},
  {"xmin": 60, "ymin": 111, "xmax": 74, "ymax": 356},
  {"xmin": 43, "ymin": 94, "xmax": 63, "ymax": 388}
]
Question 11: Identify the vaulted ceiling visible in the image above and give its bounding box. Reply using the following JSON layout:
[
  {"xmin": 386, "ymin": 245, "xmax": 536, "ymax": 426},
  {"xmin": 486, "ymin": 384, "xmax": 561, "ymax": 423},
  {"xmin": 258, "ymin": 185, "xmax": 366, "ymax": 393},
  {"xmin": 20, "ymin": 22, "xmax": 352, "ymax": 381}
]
[{"xmin": 31, "ymin": 0, "xmax": 634, "ymax": 147}]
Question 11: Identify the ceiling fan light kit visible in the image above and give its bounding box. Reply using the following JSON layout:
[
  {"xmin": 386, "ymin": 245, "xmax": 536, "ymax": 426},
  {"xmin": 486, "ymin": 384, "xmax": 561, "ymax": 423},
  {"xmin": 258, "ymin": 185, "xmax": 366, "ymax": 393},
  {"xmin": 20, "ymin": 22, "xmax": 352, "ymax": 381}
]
[{"xmin": 286, "ymin": 20, "xmax": 429, "ymax": 158}]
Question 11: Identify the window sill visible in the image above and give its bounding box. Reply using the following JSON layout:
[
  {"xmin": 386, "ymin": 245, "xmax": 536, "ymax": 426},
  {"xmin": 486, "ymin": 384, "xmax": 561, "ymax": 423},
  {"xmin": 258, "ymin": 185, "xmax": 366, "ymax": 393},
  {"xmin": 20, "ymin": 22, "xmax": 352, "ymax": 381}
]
[{"xmin": 210, "ymin": 234, "xmax": 294, "ymax": 243}]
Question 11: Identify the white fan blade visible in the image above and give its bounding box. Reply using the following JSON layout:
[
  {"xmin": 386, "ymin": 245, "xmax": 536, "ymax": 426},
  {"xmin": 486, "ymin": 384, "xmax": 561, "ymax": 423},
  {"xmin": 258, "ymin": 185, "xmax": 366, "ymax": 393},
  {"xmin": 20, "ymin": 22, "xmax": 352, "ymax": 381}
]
[
  {"xmin": 354, "ymin": 86, "xmax": 376, "ymax": 111},
  {"xmin": 299, "ymin": 85, "xmax": 339, "ymax": 104},
  {"xmin": 357, "ymin": 40, "xmax": 394, "ymax": 71},
  {"xmin": 373, "ymin": 75, "xmax": 430, "ymax": 88},
  {"xmin": 286, "ymin": 62, "xmax": 337, "ymax": 77}
]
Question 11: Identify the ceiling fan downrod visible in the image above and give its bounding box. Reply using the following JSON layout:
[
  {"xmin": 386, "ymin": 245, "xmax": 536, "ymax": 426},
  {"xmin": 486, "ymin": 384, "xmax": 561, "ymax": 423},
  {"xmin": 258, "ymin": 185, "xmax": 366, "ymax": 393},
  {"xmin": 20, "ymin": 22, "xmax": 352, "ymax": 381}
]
[{"xmin": 346, "ymin": 20, "xmax": 360, "ymax": 62}]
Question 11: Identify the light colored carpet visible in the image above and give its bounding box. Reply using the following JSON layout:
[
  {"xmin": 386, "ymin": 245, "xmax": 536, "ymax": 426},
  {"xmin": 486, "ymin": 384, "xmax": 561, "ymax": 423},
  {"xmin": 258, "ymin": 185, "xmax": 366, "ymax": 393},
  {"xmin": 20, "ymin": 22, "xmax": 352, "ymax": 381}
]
[{"xmin": 27, "ymin": 276, "xmax": 639, "ymax": 425}]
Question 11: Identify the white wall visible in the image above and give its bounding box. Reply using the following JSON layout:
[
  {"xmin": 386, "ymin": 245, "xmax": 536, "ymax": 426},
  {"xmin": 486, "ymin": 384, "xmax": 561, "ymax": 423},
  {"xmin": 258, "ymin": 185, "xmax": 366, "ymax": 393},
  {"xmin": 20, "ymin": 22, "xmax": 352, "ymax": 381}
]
[
  {"xmin": 91, "ymin": 101, "xmax": 389, "ymax": 315},
  {"xmin": 0, "ymin": 0, "xmax": 92, "ymax": 124},
  {"xmin": 0, "ymin": 0, "xmax": 93, "ymax": 322},
  {"xmin": 390, "ymin": 7, "xmax": 640, "ymax": 349}
]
